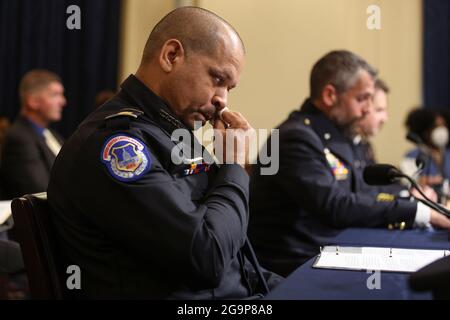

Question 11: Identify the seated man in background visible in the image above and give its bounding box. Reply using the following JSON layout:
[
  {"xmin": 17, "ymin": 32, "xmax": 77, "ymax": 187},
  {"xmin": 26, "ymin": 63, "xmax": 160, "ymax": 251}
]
[
  {"xmin": 354, "ymin": 78, "xmax": 410, "ymax": 197},
  {"xmin": 0, "ymin": 69, "xmax": 65, "ymax": 199},
  {"xmin": 0, "ymin": 70, "xmax": 66, "ymax": 299},
  {"xmin": 356, "ymin": 81, "xmax": 437, "ymax": 199},
  {"xmin": 249, "ymin": 50, "xmax": 450, "ymax": 277},
  {"xmin": 48, "ymin": 7, "xmax": 281, "ymax": 299},
  {"xmin": 355, "ymin": 78, "xmax": 389, "ymax": 165}
]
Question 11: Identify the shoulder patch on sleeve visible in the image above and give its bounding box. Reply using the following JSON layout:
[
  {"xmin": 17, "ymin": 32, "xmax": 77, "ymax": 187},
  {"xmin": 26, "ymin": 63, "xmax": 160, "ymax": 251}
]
[{"xmin": 101, "ymin": 134, "xmax": 152, "ymax": 182}]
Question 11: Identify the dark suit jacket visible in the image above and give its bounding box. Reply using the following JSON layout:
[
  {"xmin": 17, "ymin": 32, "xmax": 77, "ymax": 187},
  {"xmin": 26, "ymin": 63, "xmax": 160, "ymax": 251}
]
[
  {"xmin": 0, "ymin": 116, "xmax": 64, "ymax": 199},
  {"xmin": 249, "ymin": 99, "xmax": 417, "ymax": 276}
]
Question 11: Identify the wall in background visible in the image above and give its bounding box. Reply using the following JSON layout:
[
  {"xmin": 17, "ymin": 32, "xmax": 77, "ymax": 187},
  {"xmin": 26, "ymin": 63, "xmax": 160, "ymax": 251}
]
[{"xmin": 119, "ymin": 0, "xmax": 175, "ymax": 82}]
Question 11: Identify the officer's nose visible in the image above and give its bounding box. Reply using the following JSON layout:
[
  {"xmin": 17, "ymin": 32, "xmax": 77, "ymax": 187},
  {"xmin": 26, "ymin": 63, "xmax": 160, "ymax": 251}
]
[{"xmin": 211, "ymin": 88, "xmax": 228, "ymax": 112}]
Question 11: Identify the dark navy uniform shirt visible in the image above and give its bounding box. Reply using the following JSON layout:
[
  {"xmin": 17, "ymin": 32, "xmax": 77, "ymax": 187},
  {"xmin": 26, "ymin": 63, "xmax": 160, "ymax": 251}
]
[
  {"xmin": 248, "ymin": 99, "xmax": 417, "ymax": 277},
  {"xmin": 48, "ymin": 75, "xmax": 280, "ymax": 299}
]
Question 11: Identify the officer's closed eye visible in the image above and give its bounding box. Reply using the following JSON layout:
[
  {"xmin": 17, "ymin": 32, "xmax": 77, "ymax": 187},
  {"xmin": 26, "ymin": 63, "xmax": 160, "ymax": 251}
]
[
  {"xmin": 209, "ymin": 69, "xmax": 225, "ymax": 85},
  {"xmin": 209, "ymin": 68, "xmax": 235, "ymax": 92}
]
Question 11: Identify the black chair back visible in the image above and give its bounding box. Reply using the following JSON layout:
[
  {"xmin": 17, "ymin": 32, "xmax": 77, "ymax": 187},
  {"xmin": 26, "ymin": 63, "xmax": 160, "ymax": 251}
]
[{"xmin": 11, "ymin": 193, "xmax": 65, "ymax": 299}]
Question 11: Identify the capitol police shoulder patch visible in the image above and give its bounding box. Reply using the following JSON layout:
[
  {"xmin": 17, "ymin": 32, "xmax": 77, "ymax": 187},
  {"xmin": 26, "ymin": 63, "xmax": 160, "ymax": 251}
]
[{"xmin": 101, "ymin": 134, "xmax": 152, "ymax": 182}]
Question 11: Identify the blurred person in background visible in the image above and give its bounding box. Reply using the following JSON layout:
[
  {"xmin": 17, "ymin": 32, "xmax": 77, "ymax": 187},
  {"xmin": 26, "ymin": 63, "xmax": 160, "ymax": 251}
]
[
  {"xmin": 401, "ymin": 108, "xmax": 450, "ymax": 203},
  {"xmin": 0, "ymin": 69, "xmax": 66, "ymax": 200}
]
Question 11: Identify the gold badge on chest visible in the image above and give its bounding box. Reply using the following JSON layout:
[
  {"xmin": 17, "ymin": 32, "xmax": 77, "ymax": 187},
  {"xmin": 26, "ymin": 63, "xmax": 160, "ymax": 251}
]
[{"xmin": 324, "ymin": 148, "xmax": 348, "ymax": 180}]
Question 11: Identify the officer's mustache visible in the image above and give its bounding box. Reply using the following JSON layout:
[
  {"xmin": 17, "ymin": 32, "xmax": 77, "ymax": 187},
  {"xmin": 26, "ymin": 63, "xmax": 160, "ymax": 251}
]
[
  {"xmin": 332, "ymin": 114, "xmax": 362, "ymax": 138},
  {"xmin": 197, "ymin": 105, "xmax": 216, "ymax": 121}
]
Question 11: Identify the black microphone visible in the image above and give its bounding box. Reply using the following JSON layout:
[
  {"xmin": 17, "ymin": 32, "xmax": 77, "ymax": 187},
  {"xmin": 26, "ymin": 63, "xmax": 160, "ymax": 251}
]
[
  {"xmin": 363, "ymin": 164, "xmax": 450, "ymax": 218},
  {"xmin": 363, "ymin": 164, "xmax": 402, "ymax": 186}
]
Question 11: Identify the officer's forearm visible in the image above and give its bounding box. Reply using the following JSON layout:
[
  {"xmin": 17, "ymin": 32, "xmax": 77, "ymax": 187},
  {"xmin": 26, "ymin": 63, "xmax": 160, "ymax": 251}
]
[{"xmin": 188, "ymin": 165, "xmax": 250, "ymax": 286}]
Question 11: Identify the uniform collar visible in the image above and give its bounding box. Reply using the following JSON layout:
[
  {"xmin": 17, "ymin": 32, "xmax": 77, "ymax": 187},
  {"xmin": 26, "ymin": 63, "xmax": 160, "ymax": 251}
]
[
  {"xmin": 119, "ymin": 74, "xmax": 188, "ymax": 136},
  {"xmin": 298, "ymin": 98, "xmax": 354, "ymax": 164}
]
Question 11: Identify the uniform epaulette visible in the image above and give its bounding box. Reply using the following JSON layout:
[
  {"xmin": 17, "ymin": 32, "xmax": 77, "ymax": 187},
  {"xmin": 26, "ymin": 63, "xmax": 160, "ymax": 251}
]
[
  {"xmin": 294, "ymin": 112, "xmax": 311, "ymax": 126},
  {"xmin": 104, "ymin": 108, "xmax": 144, "ymax": 120},
  {"xmin": 104, "ymin": 108, "xmax": 144, "ymax": 130}
]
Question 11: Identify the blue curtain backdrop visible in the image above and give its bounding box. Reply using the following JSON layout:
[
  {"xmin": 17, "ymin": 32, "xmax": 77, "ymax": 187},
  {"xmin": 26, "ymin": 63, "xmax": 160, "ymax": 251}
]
[
  {"xmin": 0, "ymin": 0, "xmax": 121, "ymax": 137},
  {"xmin": 424, "ymin": 0, "xmax": 450, "ymax": 109}
]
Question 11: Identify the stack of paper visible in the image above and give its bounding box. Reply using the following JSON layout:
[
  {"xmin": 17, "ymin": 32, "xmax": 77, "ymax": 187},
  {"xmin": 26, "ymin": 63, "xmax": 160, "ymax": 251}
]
[{"xmin": 313, "ymin": 246, "xmax": 450, "ymax": 273}]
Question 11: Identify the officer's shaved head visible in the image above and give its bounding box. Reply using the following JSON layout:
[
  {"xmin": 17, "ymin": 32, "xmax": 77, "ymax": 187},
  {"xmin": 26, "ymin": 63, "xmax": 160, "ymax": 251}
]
[{"xmin": 141, "ymin": 6, "xmax": 245, "ymax": 63}]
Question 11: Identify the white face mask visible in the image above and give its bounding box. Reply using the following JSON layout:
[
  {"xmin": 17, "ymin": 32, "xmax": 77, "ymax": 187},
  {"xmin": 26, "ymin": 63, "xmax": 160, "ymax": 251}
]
[{"xmin": 431, "ymin": 126, "xmax": 449, "ymax": 148}]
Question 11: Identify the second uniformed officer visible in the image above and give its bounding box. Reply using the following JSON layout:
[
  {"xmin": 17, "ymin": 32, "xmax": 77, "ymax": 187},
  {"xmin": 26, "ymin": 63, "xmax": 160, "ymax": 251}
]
[
  {"xmin": 48, "ymin": 7, "xmax": 281, "ymax": 299},
  {"xmin": 248, "ymin": 50, "xmax": 450, "ymax": 277}
]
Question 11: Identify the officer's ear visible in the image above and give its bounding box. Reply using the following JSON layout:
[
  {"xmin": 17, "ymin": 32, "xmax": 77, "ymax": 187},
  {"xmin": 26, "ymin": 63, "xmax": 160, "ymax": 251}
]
[
  {"xmin": 159, "ymin": 39, "xmax": 185, "ymax": 73},
  {"xmin": 26, "ymin": 92, "xmax": 42, "ymax": 111},
  {"xmin": 321, "ymin": 84, "xmax": 338, "ymax": 109}
]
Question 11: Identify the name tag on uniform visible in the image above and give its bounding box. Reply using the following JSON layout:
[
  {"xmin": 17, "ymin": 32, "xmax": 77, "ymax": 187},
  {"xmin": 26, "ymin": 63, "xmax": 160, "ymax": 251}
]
[{"xmin": 324, "ymin": 148, "xmax": 348, "ymax": 180}]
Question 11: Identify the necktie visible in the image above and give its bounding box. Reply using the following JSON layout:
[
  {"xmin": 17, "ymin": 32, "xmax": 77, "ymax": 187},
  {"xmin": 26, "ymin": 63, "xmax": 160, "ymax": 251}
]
[{"xmin": 43, "ymin": 129, "xmax": 62, "ymax": 156}]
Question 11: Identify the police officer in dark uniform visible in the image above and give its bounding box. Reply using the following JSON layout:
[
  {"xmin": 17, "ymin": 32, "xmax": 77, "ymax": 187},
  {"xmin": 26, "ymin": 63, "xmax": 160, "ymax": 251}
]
[
  {"xmin": 48, "ymin": 7, "xmax": 281, "ymax": 299},
  {"xmin": 248, "ymin": 50, "xmax": 450, "ymax": 277}
]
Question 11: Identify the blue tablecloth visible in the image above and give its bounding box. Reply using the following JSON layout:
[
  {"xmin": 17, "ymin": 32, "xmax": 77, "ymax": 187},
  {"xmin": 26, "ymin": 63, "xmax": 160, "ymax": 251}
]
[{"xmin": 266, "ymin": 228, "xmax": 450, "ymax": 300}]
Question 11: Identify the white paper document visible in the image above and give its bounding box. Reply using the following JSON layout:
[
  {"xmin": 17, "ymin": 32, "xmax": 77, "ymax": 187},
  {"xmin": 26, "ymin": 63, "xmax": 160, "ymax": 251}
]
[
  {"xmin": 313, "ymin": 246, "xmax": 450, "ymax": 273},
  {"xmin": 0, "ymin": 200, "xmax": 12, "ymax": 225}
]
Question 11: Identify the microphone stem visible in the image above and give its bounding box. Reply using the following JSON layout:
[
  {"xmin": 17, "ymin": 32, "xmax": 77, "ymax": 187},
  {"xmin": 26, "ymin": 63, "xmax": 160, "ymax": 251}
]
[{"xmin": 398, "ymin": 173, "xmax": 450, "ymax": 218}]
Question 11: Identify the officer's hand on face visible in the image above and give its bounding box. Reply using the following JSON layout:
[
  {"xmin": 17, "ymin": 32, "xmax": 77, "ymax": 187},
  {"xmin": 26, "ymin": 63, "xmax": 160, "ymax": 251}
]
[
  {"xmin": 430, "ymin": 210, "xmax": 450, "ymax": 230},
  {"xmin": 213, "ymin": 108, "xmax": 255, "ymax": 168}
]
